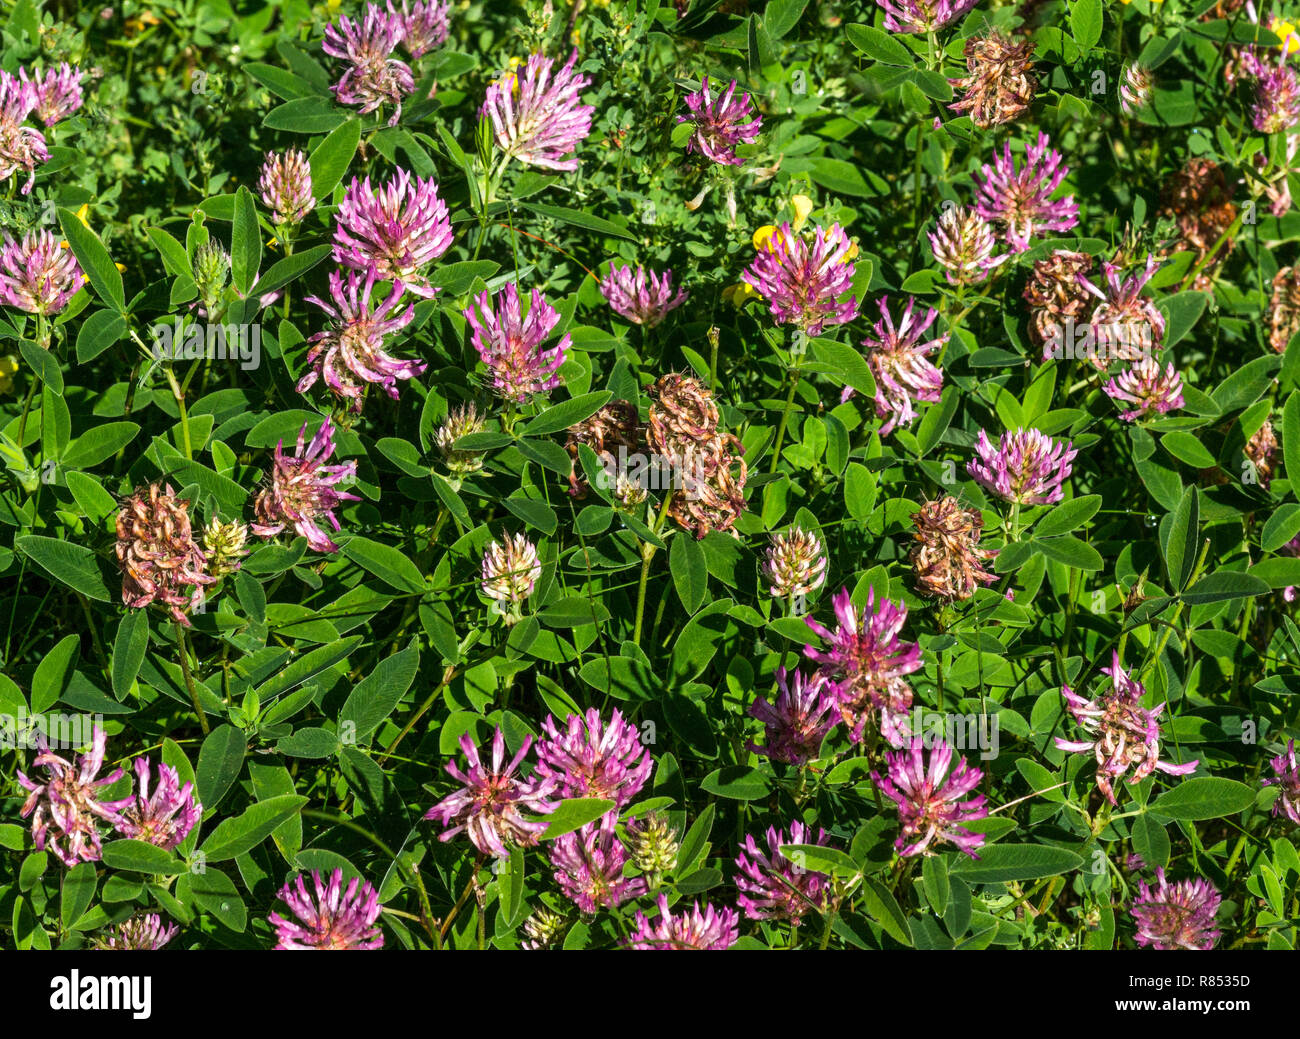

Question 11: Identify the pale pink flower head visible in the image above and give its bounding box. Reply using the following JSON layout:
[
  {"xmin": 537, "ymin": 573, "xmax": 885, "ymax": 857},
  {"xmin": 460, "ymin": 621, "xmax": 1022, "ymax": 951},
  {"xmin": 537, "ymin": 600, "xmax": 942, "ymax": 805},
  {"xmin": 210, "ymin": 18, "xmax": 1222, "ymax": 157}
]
[
  {"xmin": 113, "ymin": 758, "xmax": 201, "ymax": 851},
  {"xmin": 322, "ymin": 3, "xmax": 415, "ymax": 125},
  {"xmin": 16, "ymin": 726, "xmax": 131, "ymax": 867},
  {"xmin": 481, "ymin": 49, "xmax": 594, "ymax": 171},
  {"xmin": 627, "ymin": 893, "xmax": 739, "ymax": 950},
  {"xmin": 251, "ymin": 418, "xmax": 361, "ymax": 554},
  {"xmin": 973, "ymin": 132, "xmax": 1079, "ymax": 252},
  {"xmin": 480, "ymin": 531, "xmax": 541, "ymax": 605},
  {"xmin": 741, "ymin": 222, "xmax": 858, "ymax": 336},
  {"xmin": 1103, "ymin": 357, "xmax": 1184, "ymax": 423},
  {"xmin": 534, "ymin": 708, "xmax": 652, "ymax": 807},
  {"xmin": 748, "ymin": 667, "xmax": 840, "ymax": 765},
  {"xmin": 1264, "ymin": 738, "xmax": 1300, "ymax": 825},
  {"xmin": 852, "ymin": 295, "xmax": 948, "ymax": 436},
  {"xmin": 0, "ymin": 71, "xmax": 46, "ymax": 195},
  {"xmin": 967, "ymin": 427, "xmax": 1077, "ymax": 506},
  {"xmin": 677, "ymin": 76, "xmax": 762, "ymax": 166},
  {"xmin": 804, "ymin": 587, "xmax": 923, "ymax": 746},
  {"xmin": 23, "ymin": 63, "xmax": 83, "ymax": 126},
  {"xmin": 388, "ymin": 0, "xmax": 450, "ymax": 58},
  {"xmin": 0, "ymin": 229, "xmax": 84, "ymax": 314},
  {"xmin": 763, "ymin": 526, "xmax": 828, "ymax": 601},
  {"xmin": 549, "ymin": 811, "xmax": 646, "ymax": 914},
  {"xmin": 735, "ymin": 821, "xmax": 832, "ymax": 924},
  {"xmin": 333, "ymin": 170, "xmax": 453, "ymax": 298},
  {"xmin": 600, "ymin": 263, "xmax": 688, "ymax": 328},
  {"xmin": 1054, "ymin": 651, "xmax": 1199, "ymax": 805},
  {"xmin": 1119, "ymin": 63, "xmax": 1153, "ymax": 116},
  {"xmin": 1130, "ymin": 868, "xmax": 1221, "ymax": 950},
  {"xmin": 464, "ymin": 282, "xmax": 570, "ymax": 403},
  {"xmin": 928, "ymin": 205, "xmax": 1006, "ymax": 285},
  {"xmin": 258, "ymin": 149, "xmax": 315, "ymax": 226},
  {"xmin": 268, "ymin": 868, "xmax": 385, "ymax": 950},
  {"xmin": 299, "ymin": 268, "xmax": 423, "ymax": 410},
  {"xmin": 1253, "ymin": 61, "xmax": 1300, "ymax": 134},
  {"xmin": 424, "ymin": 727, "xmax": 559, "ymax": 859},
  {"xmin": 871, "ymin": 738, "xmax": 989, "ymax": 858},
  {"xmin": 875, "ymin": 0, "xmax": 980, "ymax": 34},
  {"xmin": 94, "ymin": 913, "xmax": 179, "ymax": 950}
]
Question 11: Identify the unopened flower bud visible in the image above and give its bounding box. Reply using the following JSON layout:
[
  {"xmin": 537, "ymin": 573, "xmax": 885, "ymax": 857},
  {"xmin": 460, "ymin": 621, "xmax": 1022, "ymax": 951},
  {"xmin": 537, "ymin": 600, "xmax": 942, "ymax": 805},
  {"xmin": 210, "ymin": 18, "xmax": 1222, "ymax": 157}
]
[
  {"xmin": 435, "ymin": 403, "xmax": 487, "ymax": 476},
  {"xmin": 203, "ymin": 517, "xmax": 250, "ymax": 577}
]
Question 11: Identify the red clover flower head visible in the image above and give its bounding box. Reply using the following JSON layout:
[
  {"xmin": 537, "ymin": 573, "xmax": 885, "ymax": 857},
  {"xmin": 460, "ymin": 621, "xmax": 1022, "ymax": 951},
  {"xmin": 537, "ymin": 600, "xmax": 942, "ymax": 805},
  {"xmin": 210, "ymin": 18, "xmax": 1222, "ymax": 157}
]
[
  {"xmin": 16, "ymin": 726, "xmax": 131, "ymax": 867},
  {"xmin": 875, "ymin": 0, "xmax": 980, "ymax": 34},
  {"xmin": 973, "ymin": 132, "xmax": 1079, "ymax": 252},
  {"xmin": 113, "ymin": 757, "xmax": 201, "ymax": 851},
  {"xmin": 299, "ymin": 267, "xmax": 423, "ymax": 410},
  {"xmin": 333, "ymin": 170, "xmax": 453, "ymax": 297},
  {"xmin": 424, "ymin": 727, "xmax": 558, "ymax": 858},
  {"xmin": 464, "ymin": 281, "xmax": 570, "ymax": 402},
  {"xmin": 928, "ymin": 204, "xmax": 1006, "ymax": 285},
  {"xmin": 1103, "ymin": 357, "xmax": 1185, "ymax": 422},
  {"xmin": 94, "ymin": 913, "xmax": 179, "ymax": 950},
  {"xmin": 1265, "ymin": 739, "xmax": 1300, "ymax": 825},
  {"xmin": 534, "ymin": 708, "xmax": 653, "ymax": 807},
  {"xmin": 115, "ymin": 483, "xmax": 215, "ymax": 626},
  {"xmin": 268, "ymin": 868, "xmax": 385, "ymax": 950},
  {"xmin": 599, "ymin": 262, "xmax": 688, "ymax": 328},
  {"xmin": 1130, "ymin": 868, "xmax": 1221, "ymax": 950},
  {"xmin": 322, "ymin": 4, "xmax": 415, "ymax": 125},
  {"xmin": 549, "ymin": 811, "xmax": 646, "ymax": 913},
  {"xmin": 481, "ymin": 49, "xmax": 594, "ymax": 171},
  {"xmin": 0, "ymin": 71, "xmax": 46, "ymax": 194},
  {"xmin": 734, "ymin": 821, "xmax": 832, "ymax": 924},
  {"xmin": 258, "ymin": 149, "xmax": 315, "ymax": 226},
  {"xmin": 23, "ymin": 63, "xmax": 83, "ymax": 126},
  {"xmin": 855, "ymin": 295, "xmax": 948, "ymax": 436},
  {"xmin": 967, "ymin": 427, "xmax": 1077, "ymax": 506},
  {"xmin": 1054, "ymin": 651, "xmax": 1199, "ymax": 805},
  {"xmin": 742, "ymin": 222, "xmax": 858, "ymax": 336},
  {"xmin": 251, "ymin": 418, "xmax": 361, "ymax": 553},
  {"xmin": 748, "ymin": 667, "xmax": 840, "ymax": 765},
  {"xmin": 627, "ymin": 893, "xmax": 739, "ymax": 950},
  {"xmin": 871, "ymin": 738, "xmax": 989, "ymax": 858},
  {"xmin": 678, "ymin": 76, "xmax": 762, "ymax": 166},
  {"xmin": 0, "ymin": 229, "xmax": 85, "ymax": 315},
  {"xmin": 388, "ymin": 0, "xmax": 449, "ymax": 58}
]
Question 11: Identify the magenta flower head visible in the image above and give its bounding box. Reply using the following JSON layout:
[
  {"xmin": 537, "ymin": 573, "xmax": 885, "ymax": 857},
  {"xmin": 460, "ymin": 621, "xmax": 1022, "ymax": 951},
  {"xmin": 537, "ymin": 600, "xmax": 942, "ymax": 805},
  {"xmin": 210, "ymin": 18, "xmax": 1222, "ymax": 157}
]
[
  {"xmin": 95, "ymin": 913, "xmax": 179, "ymax": 950},
  {"xmin": 804, "ymin": 587, "xmax": 923, "ymax": 747},
  {"xmin": 113, "ymin": 758, "xmax": 201, "ymax": 851},
  {"xmin": 268, "ymin": 868, "xmax": 385, "ymax": 950},
  {"xmin": 0, "ymin": 229, "xmax": 84, "ymax": 315},
  {"xmin": 973, "ymin": 132, "xmax": 1079, "ymax": 252},
  {"xmin": 967, "ymin": 427, "xmax": 1077, "ymax": 506},
  {"xmin": 1264, "ymin": 738, "xmax": 1300, "ymax": 825},
  {"xmin": 23, "ymin": 63, "xmax": 83, "ymax": 126},
  {"xmin": 1254, "ymin": 61, "xmax": 1300, "ymax": 134},
  {"xmin": 424, "ymin": 727, "xmax": 558, "ymax": 859},
  {"xmin": 742, "ymin": 223, "xmax": 858, "ymax": 336},
  {"xmin": 748, "ymin": 667, "xmax": 840, "ymax": 765},
  {"xmin": 735, "ymin": 821, "xmax": 832, "ymax": 924},
  {"xmin": 600, "ymin": 263, "xmax": 688, "ymax": 328},
  {"xmin": 0, "ymin": 72, "xmax": 46, "ymax": 194},
  {"xmin": 464, "ymin": 281, "xmax": 571, "ymax": 403},
  {"xmin": 1078, "ymin": 252, "xmax": 1166, "ymax": 364},
  {"xmin": 1054, "ymin": 651, "xmax": 1199, "ymax": 805},
  {"xmin": 251, "ymin": 418, "xmax": 361, "ymax": 553},
  {"xmin": 299, "ymin": 268, "xmax": 423, "ymax": 410},
  {"xmin": 549, "ymin": 811, "xmax": 646, "ymax": 914},
  {"xmin": 1103, "ymin": 357, "xmax": 1184, "ymax": 423},
  {"xmin": 258, "ymin": 149, "xmax": 315, "ymax": 226},
  {"xmin": 16, "ymin": 726, "xmax": 131, "ymax": 867},
  {"xmin": 853, "ymin": 295, "xmax": 948, "ymax": 436},
  {"xmin": 388, "ymin": 0, "xmax": 449, "ymax": 58},
  {"xmin": 481, "ymin": 49, "xmax": 594, "ymax": 172},
  {"xmin": 1130, "ymin": 868, "xmax": 1221, "ymax": 950},
  {"xmin": 333, "ymin": 170, "xmax": 453, "ymax": 299},
  {"xmin": 876, "ymin": 0, "xmax": 980, "ymax": 34},
  {"xmin": 678, "ymin": 76, "xmax": 762, "ymax": 166},
  {"xmin": 627, "ymin": 893, "xmax": 739, "ymax": 950},
  {"xmin": 322, "ymin": 4, "xmax": 414, "ymax": 125},
  {"xmin": 534, "ymin": 708, "xmax": 652, "ymax": 807},
  {"xmin": 872, "ymin": 738, "xmax": 989, "ymax": 858}
]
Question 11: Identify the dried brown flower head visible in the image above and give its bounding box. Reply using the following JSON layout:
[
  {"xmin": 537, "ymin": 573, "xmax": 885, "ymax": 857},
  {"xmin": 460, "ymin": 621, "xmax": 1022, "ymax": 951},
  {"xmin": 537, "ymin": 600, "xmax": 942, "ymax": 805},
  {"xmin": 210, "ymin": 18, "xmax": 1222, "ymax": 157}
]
[
  {"xmin": 909, "ymin": 496, "xmax": 998, "ymax": 601},
  {"xmin": 1023, "ymin": 249, "xmax": 1095, "ymax": 352},
  {"xmin": 1268, "ymin": 266, "xmax": 1300, "ymax": 354},
  {"xmin": 948, "ymin": 32, "xmax": 1038, "ymax": 128},
  {"xmin": 564, "ymin": 399, "xmax": 644, "ymax": 498},
  {"xmin": 115, "ymin": 483, "xmax": 215, "ymax": 625},
  {"xmin": 1159, "ymin": 159, "xmax": 1237, "ymax": 291},
  {"xmin": 1246, "ymin": 420, "xmax": 1279, "ymax": 490}
]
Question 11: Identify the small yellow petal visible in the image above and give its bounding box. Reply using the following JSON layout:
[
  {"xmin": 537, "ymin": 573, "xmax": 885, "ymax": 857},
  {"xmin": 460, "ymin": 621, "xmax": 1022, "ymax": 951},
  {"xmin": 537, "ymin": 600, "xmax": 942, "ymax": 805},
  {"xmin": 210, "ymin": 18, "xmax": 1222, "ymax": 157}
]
[
  {"xmin": 790, "ymin": 194, "xmax": 814, "ymax": 231},
  {"xmin": 722, "ymin": 282, "xmax": 759, "ymax": 306},
  {"xmin": 752, "ymin": 225, "xmax": 781, "ymax": 252},
  {"xmin": 74, "ymin": 203, "xmax": 91, "ymax": 228}
]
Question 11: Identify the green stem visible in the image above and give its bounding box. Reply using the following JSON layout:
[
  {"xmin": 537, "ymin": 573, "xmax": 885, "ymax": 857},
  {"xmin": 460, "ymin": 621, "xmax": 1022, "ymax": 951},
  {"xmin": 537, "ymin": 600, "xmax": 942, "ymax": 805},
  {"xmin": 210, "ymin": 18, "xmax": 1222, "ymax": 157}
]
[{"xmin": 175, "ymin": 620, "xmax": 209, "ymax": 735}]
